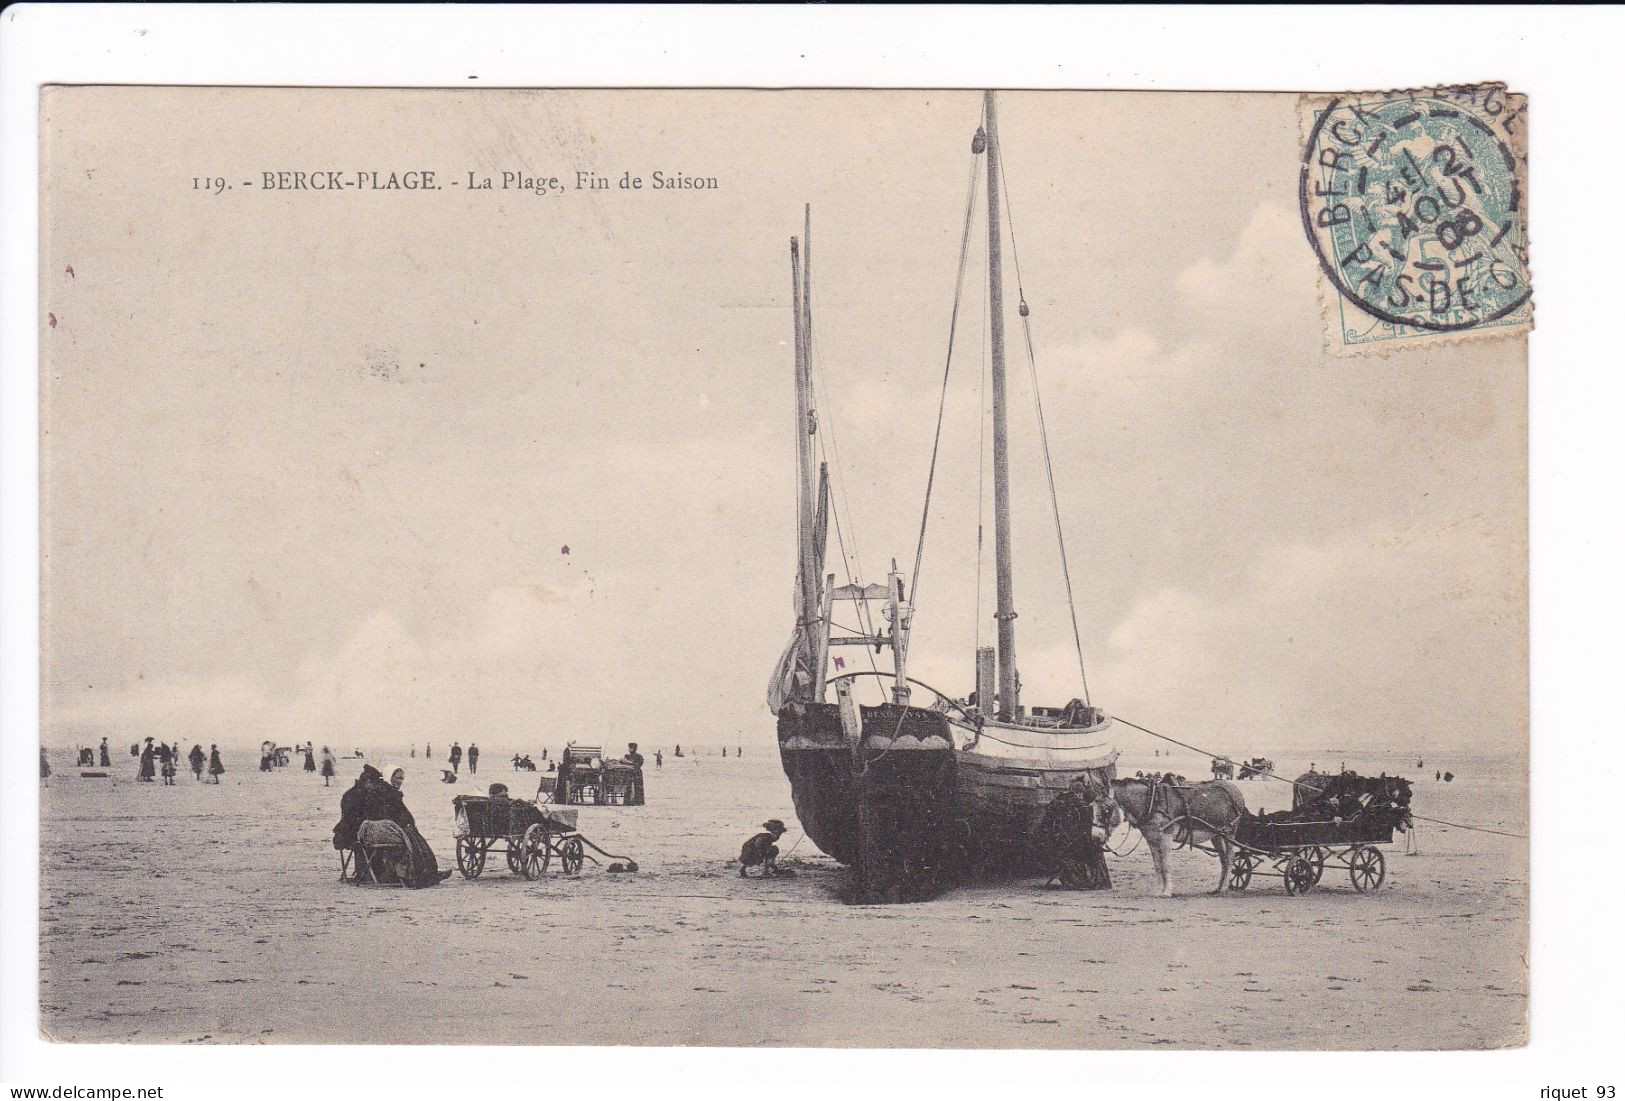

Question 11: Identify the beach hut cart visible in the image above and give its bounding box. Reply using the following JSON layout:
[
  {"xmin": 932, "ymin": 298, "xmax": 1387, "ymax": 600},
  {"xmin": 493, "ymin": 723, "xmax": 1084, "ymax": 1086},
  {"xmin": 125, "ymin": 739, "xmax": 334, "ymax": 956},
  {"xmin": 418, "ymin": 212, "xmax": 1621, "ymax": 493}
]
[
  {"xmin": 558, "ymin": 745, "xmax": 606, "ymax": 805},
  {"xmin": 599, "ymin": 759, "xmax": 639, "ymax": 805}
]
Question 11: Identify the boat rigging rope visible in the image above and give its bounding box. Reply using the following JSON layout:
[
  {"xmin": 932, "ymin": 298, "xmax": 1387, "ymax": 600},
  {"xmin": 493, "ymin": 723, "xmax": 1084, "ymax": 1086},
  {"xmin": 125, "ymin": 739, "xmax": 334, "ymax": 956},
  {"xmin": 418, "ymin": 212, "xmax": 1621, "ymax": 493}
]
[
  {"xmin": 907, "ymin": 152, "xmax": 983, "ymax": 619},
  {"xmin": 998, "ymin": 151, "xmax": 1092, "ymax": 707},
  {"xmin": 1109, "ymin": 713, "xmax": 1529, "ymax": 840}
]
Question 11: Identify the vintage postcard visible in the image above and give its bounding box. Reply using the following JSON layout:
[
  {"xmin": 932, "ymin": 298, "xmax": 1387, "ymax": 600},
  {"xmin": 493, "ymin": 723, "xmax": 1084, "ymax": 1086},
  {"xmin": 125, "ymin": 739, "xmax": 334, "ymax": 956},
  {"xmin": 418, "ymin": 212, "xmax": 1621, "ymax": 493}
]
[{"xmin": 37, "ymin": 86, "xmax": 1527, "ymax": 1050}]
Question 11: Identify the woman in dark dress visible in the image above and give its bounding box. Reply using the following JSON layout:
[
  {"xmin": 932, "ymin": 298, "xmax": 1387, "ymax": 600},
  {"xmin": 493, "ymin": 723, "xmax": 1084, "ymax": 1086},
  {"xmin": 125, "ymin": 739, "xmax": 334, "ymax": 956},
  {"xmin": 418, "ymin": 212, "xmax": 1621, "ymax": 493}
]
[
  {"xmin": 377, "ymin": 766, "xmax": 450, "ymax": 887},
  {"xmin": 303, "ymin": 744, "xmax": 316, "ymax": 772},
  {"xmin": 207, "ymin": 744, "xmax": 225, "ymax": 783},
  {"xmin": 189, "ymin": 743, "xmax": 206, "ymax": 780},
  {"xmin": 1039, "ymin": 779, "xmax": 1115, "ymax": 891},
  {"xmin": 138, "ymin": 739, "xmax": 157, "ymax": 782}
]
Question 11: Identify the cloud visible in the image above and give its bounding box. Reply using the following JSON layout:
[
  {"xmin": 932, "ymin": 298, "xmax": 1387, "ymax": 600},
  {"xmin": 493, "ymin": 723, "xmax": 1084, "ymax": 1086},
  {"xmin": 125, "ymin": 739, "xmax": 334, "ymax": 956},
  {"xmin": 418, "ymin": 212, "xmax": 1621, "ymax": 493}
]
[
  {"xmin": 46, "ymin": 576, "xmax": 622, "ymax": 751},
  {"xmin": 1175, "ymin": 202, "xmax": 1312, "ymax": 313},
  {"xmin": 1087, "ymin": 515, "xmax": 1524, "ymax": 754}
]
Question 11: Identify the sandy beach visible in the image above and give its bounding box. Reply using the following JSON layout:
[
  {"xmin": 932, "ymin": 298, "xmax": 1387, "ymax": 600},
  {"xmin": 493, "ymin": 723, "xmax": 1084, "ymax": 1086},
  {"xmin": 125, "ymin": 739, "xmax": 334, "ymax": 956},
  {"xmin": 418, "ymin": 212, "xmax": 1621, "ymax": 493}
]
[{"xmin": 38, "ymin": 742, "xmax": 1526, "ymax": 1049}]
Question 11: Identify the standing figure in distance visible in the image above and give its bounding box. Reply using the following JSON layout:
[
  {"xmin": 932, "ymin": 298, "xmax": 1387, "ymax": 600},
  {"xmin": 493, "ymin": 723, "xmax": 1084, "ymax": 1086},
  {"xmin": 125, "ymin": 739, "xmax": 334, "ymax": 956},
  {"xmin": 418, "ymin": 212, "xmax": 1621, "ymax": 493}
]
[
  {"xmin": 189, "ymin": 743, "xmax": 205, "ymax": 781},
  {"xmin": 99, "ymin": 737, "xmax": 111, "ymax": 768},
  {"xmin": 207, "ymin": 744, "xmax": 225, "ymax": 783},
  {"xmin": 449, "ymin": 742, "xmax": 462, "ymax": 774},
  {"xmin": 467, "ymin": 743, "xmax": 479, "ymax": 776},
  {"xmin": 320, "ymin": 745, "xmax": 337, "ymax": 787}
]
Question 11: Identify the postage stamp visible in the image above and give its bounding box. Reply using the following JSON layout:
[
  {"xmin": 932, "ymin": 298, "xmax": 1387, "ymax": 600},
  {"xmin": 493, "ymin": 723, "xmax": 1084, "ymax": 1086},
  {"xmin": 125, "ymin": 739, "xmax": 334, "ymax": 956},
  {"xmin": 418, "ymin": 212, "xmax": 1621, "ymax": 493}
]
[{"xmin": 1299, "ymin": 83, "xmax": 1531, "ymax": 355}]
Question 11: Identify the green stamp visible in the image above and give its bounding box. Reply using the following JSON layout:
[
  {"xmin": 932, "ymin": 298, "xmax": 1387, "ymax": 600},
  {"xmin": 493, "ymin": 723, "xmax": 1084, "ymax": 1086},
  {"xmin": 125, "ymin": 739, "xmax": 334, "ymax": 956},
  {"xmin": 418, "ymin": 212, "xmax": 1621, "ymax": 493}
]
[{"xmin": 1301, "ymin": 84, "xmax": 1531, "ymax": 346}]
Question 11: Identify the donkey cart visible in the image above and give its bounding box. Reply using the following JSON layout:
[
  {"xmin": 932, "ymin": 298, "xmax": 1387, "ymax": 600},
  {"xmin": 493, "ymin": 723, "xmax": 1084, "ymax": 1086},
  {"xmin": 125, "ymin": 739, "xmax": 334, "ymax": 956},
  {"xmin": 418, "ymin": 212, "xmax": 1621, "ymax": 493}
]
[{"xmin": 1226, "ymin": 815, "xmax": 1393, "ymax": 896}]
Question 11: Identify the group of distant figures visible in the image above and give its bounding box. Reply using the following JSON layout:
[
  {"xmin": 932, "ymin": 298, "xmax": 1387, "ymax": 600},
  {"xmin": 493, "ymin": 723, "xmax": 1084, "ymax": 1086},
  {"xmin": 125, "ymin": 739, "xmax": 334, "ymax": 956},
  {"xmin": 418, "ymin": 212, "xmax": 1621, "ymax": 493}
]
[
  {"xmin": 259, "ymin": 740, "xmax": 342, "ymax": 783},
  {"xmin": 44, "ymin": 735, "xmax": 752, "ymax": 799},
  {"xmin": 59, "ymin": 737, "xmax": 229, "ymax": 783},
  {"xmin": 406, "ymin": 741, "xmax": 481, "ymax": 784}
]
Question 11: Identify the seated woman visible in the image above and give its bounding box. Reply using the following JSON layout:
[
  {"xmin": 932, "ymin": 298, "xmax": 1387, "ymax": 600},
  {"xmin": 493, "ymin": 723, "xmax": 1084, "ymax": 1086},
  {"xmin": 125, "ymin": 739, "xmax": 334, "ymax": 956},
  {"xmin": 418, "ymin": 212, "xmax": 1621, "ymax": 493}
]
[
  {"xmin": 375, "ymin": 766, "xmax": 452, "ymax": 887},
  {"xmin": 333, "ymin": 764, "xmax": 450, "ymax": 887}
]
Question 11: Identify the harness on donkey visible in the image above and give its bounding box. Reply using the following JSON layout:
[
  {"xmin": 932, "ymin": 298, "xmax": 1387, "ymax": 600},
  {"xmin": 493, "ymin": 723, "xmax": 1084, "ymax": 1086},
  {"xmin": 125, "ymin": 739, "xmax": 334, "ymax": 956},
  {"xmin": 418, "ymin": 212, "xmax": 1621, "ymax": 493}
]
[{"xmin": 1142, "ymin": 776, "xmax": 1234, "ymax": 856}]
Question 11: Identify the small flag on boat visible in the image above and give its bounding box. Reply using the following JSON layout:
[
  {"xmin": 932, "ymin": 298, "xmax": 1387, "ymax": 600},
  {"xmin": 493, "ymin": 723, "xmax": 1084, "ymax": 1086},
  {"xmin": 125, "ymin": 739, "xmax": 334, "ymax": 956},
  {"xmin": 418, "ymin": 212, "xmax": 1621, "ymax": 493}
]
[{"xmin": 833, "ymin": 656, "xmax": 845, "ymax": 670}]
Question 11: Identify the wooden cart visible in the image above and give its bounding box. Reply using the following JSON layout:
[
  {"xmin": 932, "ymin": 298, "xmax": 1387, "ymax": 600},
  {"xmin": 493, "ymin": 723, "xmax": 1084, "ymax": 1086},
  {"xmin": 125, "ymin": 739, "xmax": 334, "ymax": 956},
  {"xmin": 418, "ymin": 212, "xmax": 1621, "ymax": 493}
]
[
  {"xmin": 452, "ymin": 795, "xmax": 585, "ymax": 879},
  {"xmin": 1227, "ymin": 815, "xmax": 1395, "ymax": 895}
]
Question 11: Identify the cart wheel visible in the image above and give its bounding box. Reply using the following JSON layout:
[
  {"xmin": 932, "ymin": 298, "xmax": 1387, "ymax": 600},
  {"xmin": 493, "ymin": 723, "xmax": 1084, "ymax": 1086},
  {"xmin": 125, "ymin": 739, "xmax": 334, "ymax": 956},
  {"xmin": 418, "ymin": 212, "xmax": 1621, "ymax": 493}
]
[
  {"xmin": 456, "ymin": 837, "xmax": 486, "ymax": 880},
  {"xmin": 1227, "ymin": 852, "xmax": 1255, "ymax": 891},
  {"xmin": 1283, "ymin": 856, "xmax": 1317, "ymax": 896},
  {"xmin": 1306, "ymin": 846, "xmax": 1327, "ymax": 887},
  {"xmin": 520, "ymin": 825, "xmax": 550, "ymax": 880},
  {"xmin": 1349, "ymin": 845, "xmax": 1386, "ymax": 893},
  {"xmin": 559, "ymin": 835, "xmax": 584, "ymax": 875},
  {"xmin": 505, "ymin": 843, "xmax": 523, "ymax": 874}
]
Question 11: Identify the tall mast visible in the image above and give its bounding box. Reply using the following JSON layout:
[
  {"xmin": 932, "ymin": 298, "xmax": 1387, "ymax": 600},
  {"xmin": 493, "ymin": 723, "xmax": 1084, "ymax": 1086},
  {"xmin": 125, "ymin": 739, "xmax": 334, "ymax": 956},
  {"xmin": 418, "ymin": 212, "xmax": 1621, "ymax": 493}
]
[
  {"xmin": 802, "ymin": 206, "xmax": 820, "ymax": 560},
  {"xmin": 790, "ymin": 238, "xmax": 818, "ymax": 650},
  {"xmin": 984, "ymin": 90, "xmax": 1019, "ymax": 720}
]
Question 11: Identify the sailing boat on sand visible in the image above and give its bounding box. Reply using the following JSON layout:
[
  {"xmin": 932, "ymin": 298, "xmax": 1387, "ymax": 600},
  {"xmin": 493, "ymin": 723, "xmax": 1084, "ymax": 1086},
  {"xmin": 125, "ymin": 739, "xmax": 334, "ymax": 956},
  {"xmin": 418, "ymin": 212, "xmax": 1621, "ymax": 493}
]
[{"xmin": 770, "ymin": 91, "xmax": 1119, "ymax": 903}]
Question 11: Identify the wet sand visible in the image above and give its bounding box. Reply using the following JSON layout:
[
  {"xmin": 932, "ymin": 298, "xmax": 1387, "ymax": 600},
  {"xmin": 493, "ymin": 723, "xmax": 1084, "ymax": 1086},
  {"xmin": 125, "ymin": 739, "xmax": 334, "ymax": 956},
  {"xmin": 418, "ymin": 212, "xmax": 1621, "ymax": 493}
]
[{"xmin": 37, "ymin": 746, "xmax": 1526, "ymax": 1048}]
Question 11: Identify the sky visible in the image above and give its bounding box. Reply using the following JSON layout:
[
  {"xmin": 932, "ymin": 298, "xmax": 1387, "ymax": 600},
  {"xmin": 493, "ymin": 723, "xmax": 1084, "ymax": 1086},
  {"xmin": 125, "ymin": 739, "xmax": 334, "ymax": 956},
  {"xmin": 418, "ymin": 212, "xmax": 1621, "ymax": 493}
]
[{"xmin": 39, "ymin": 88, "xmax": 1526, "ymax": 757}]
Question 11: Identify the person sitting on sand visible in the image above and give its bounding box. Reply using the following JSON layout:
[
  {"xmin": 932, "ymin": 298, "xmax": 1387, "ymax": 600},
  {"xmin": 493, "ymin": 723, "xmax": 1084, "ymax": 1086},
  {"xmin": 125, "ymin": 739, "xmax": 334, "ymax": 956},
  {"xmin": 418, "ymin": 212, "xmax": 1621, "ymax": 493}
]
[{"xmin": 739, "ymin": 819, "xmax": 789, "ymax": 878}]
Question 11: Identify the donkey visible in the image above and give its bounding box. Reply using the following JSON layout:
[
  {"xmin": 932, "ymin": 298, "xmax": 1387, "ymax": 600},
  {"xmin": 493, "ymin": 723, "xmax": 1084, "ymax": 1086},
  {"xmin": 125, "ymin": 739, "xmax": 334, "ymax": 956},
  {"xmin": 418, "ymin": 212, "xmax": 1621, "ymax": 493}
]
[{"xmin": 1110, "ymin": 776, "xmax": 1249, "ymax": 897}]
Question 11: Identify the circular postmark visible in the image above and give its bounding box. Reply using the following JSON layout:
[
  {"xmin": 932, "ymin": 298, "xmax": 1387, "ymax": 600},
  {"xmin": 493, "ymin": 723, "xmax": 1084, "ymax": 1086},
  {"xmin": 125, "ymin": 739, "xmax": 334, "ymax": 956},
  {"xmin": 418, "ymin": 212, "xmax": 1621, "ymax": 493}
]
[{"xmin": 1301, "ymin": 90, "xmax": 1530, "ymax": 333}]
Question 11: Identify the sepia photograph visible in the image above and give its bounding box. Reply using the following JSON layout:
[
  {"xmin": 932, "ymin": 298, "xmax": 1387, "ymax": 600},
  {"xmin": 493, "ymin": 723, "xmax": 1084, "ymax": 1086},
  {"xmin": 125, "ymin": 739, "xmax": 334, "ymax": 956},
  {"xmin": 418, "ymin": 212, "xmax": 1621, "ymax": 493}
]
[
  {"xmin": 33, "ymin": 82, "xmax": 1528, "ymax": 1050},
  {"xmin": 6, "ymin": 5, "xmax": 1621, "ymax": 1098}
]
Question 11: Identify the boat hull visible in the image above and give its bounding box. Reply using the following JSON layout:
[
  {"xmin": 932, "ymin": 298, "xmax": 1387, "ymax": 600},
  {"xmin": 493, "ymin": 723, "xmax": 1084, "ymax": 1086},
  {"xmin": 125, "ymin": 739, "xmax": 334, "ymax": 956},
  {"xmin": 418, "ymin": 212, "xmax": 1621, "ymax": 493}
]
[
  {"xmin": 778, "ymin": 704, "xmax": 1117, "ymax": 897},
  {"xmin": 777, "ymin": 701, "xmax": 958, "ymax": 901}
]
